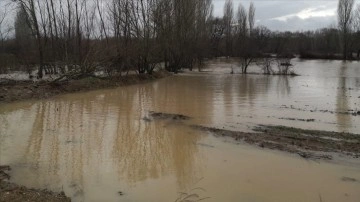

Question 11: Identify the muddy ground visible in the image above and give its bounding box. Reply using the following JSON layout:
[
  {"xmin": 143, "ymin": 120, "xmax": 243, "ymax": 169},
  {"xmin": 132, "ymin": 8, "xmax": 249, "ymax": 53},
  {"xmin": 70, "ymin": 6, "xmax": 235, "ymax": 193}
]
[
  {"xmin": 195, "ymin": 125, "xmax": 360, "ymax": 161},
  {"xmin": 0, "ymin": 166, "xmax": 71, "ymax": 202},
  {"xmin": 149, "ymin": 112, "xmax": 360, "ymax": 161},
  {"xmin": 0, "ymin": 70, "xmax": 171, "ymax": 103}
]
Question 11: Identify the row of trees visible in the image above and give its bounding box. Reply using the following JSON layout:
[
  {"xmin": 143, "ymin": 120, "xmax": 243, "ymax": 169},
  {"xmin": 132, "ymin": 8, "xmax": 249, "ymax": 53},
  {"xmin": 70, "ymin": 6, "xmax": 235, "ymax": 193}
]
[
  {"xmin": 217, "ymin": 0, "xmax": 360, "ymax": 72},
  {"xmin": 3, "ymin": 0, "xmax": 214, "ymax": 78},
  {"xmin": 0, "ymin": 0, "xmax": 360, "ymax": 78}
]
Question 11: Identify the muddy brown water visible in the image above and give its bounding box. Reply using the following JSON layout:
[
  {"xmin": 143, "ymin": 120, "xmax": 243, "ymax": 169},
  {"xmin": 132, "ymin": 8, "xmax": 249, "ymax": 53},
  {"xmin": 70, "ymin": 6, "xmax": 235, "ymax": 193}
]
[{"xmin": 1, "ymin": 59, "xmax": 360, "ymax": 202}]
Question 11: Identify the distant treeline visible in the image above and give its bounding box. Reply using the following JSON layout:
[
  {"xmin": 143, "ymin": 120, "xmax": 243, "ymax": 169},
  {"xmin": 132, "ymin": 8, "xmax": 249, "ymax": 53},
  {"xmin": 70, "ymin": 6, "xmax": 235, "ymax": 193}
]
[{"xmin": 0, "ymin": 0, "xmax": 359, "ymax": 78}]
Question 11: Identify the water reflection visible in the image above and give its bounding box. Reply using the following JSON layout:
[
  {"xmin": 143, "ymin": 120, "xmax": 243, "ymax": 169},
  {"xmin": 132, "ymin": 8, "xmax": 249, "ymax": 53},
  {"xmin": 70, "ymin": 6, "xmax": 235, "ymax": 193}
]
[
  {"xmin": 0, "ymin": 85, "xmax": 205, "ymax": 200},
  {"xmin": 276, "ymin": 76, "xmax": 291, "ymax": 97},
  {"xmin": 336, "ymin": 62, "xmax": 352, "ymax": 132}
]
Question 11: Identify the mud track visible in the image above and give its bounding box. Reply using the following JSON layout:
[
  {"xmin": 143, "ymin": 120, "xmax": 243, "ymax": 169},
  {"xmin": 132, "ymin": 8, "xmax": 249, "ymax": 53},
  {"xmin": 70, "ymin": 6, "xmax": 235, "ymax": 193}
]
[
  {"xmin": 149, "ymin": 112, "xmax": 360, "ymax": 161},
  {"xmin": 194, "ymin": 125, "xmax": 360, "ymax": 160}
]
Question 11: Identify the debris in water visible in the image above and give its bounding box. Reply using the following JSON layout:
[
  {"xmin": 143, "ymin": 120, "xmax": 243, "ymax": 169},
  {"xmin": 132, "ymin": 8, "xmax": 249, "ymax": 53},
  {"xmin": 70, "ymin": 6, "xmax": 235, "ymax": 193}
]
[
  {"xmin": 278, "ymin": 117, "xmax": 316, "ymax": 122},
  {"xmin": 196, "ymin": 143, "xmax": 215, "ymax": 148},
  {"xmin": 149, "ymin": 111, "xmax": 191, "ymax": 121},
  {"xmin": 341, "ymin": 177, "xmax": 358, "ymax": 183},
  {"xmin": 0, "ymin": 166, "xmax": 10, "ymax": 171},
  {"xmin": 142, "ymin": 117, "xmax": 152, "ymax": 122}
]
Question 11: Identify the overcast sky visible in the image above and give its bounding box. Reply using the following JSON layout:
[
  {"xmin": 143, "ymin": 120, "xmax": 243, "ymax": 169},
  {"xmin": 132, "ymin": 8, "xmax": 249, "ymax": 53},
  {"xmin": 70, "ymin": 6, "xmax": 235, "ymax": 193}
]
[
  {"xmin": 1, "ymin": 0, "xmax": 360, "ymax": 32},
  {"xmin": 212, "ymin": 0, "xmax": 360, "ymax": 31}
]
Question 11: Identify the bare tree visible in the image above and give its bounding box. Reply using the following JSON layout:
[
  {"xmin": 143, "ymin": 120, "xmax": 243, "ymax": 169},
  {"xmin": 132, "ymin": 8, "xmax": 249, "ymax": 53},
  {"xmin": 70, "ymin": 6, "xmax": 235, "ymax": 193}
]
[
  {"xmin": 353, "ymin": 4, "xmax": 360, "ymax": 31},
  {"xmin": 338, "ymin": 0, "xmax": 354, "ymax": 60},
  {"xmin": 248, "ymin": 2, "xmax": 255, "ymax": 36},
  {"xmin": 0, "ymin": 1, "xmax": 13, "ymax": 74},
  {"xmin": 223, "ymin": 0, "xmax": 234, "ymax": 56},
  {"xmin": 257, "ymin": 58, "xmax": 274, "ymax": 75},
  {"xmin": 0, "ymin": 1, "xmax": 10, "ymax": 41},
  {"xmin": 153, "ymin": 0, "xmax": 174, "ymax": 71},
  {"xmin": 209, "ymin": 17, "xmax": 225, "ymax": 57},
  {"xmin": 236, "ymin": 3, "xmax": 247, "ymax": 37},
  {"xmin": 14, "ymin": 4, "xmax": 34, "ymax": 73},
  {"xmin": 352, "ymin": 4, "xmax": 360, "ymax": 58},
  {"xmin": 236, "ymin": 3, "xmax": 253, "ymax": 74},
  {"xmin": 0, "ymin": 1, "xmax": 13, "ymax": 45},
  {"xmin": 13, "ymin": 0, "xmax": 46, "ymax": 78},
  {"xmin": 194, "ymin": 0, "xmax": 213, "ymax": 71}
]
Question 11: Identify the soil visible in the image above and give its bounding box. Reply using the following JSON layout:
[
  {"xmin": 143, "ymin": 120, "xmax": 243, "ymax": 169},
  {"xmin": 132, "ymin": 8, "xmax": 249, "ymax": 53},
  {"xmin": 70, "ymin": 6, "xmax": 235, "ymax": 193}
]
[
  {"xmin": 0, "ymin": 70, "xmax": 171, "ymax": 103},
  {"xmin": 145, "ymin": 111, "xmax": 360, "ymax": 161},
  {"xmin": 0, "ymin": 166, "xmax": 71, "ymax": 202},
  {"xmin": 192, "ymin": 125, "xmax": 360, "ymax": 161}
]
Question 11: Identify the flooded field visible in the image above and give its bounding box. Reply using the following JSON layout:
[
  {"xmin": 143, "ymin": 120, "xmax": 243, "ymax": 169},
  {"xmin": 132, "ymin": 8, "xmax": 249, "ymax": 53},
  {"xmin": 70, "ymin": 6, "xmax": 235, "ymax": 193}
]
[{"xmin": 0, "ymin": 59, "xmax": 360, "ymax": 202}]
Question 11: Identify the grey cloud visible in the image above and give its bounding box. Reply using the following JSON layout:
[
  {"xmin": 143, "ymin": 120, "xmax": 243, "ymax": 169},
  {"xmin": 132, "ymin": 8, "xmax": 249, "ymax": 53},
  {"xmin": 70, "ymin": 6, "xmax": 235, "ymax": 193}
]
[
  {"xmin": 212, "ymin": 0, "xmax": 359, "ymax": 31},
  {"xmin": 262, "ymin": 16, "xmax": 337, "ymax": 31}
]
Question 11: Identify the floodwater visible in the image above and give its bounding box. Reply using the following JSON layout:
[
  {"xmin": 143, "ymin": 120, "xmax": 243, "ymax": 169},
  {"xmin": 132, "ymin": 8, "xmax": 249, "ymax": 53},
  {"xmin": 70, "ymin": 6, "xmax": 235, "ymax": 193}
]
[{"xmin": 0, "ymin": 59, "xmax": 360, "ymax": 202}]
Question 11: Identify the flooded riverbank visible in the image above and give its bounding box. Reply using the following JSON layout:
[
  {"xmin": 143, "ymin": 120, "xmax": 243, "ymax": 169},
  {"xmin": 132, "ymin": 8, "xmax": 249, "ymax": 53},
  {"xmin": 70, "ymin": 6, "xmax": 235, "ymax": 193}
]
[
  {"xmin": 0, "ymin": 59, "xmax": 360, "ymax": 201},
  {"xmin": 0, "ymin": 70, "xmax": 171, "ymax": 103}
]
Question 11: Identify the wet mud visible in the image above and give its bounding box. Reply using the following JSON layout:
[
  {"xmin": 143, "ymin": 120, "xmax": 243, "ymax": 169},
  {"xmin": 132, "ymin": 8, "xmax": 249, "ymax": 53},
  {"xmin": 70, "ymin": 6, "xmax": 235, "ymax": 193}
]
[
  {"xmin": 194, "ymin": 125, "xmax": 360, "ymax": 160},
  {"xmin": 0, "ymin": 70, "xmax": 171, "ymax": 103},
  {"xmin": 149, "ymin": 111, "xmax": 360, "ymax": 161},
  {"xmin": 0, "ymin": 166, "xmax": 71, "ymax": 202}
]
